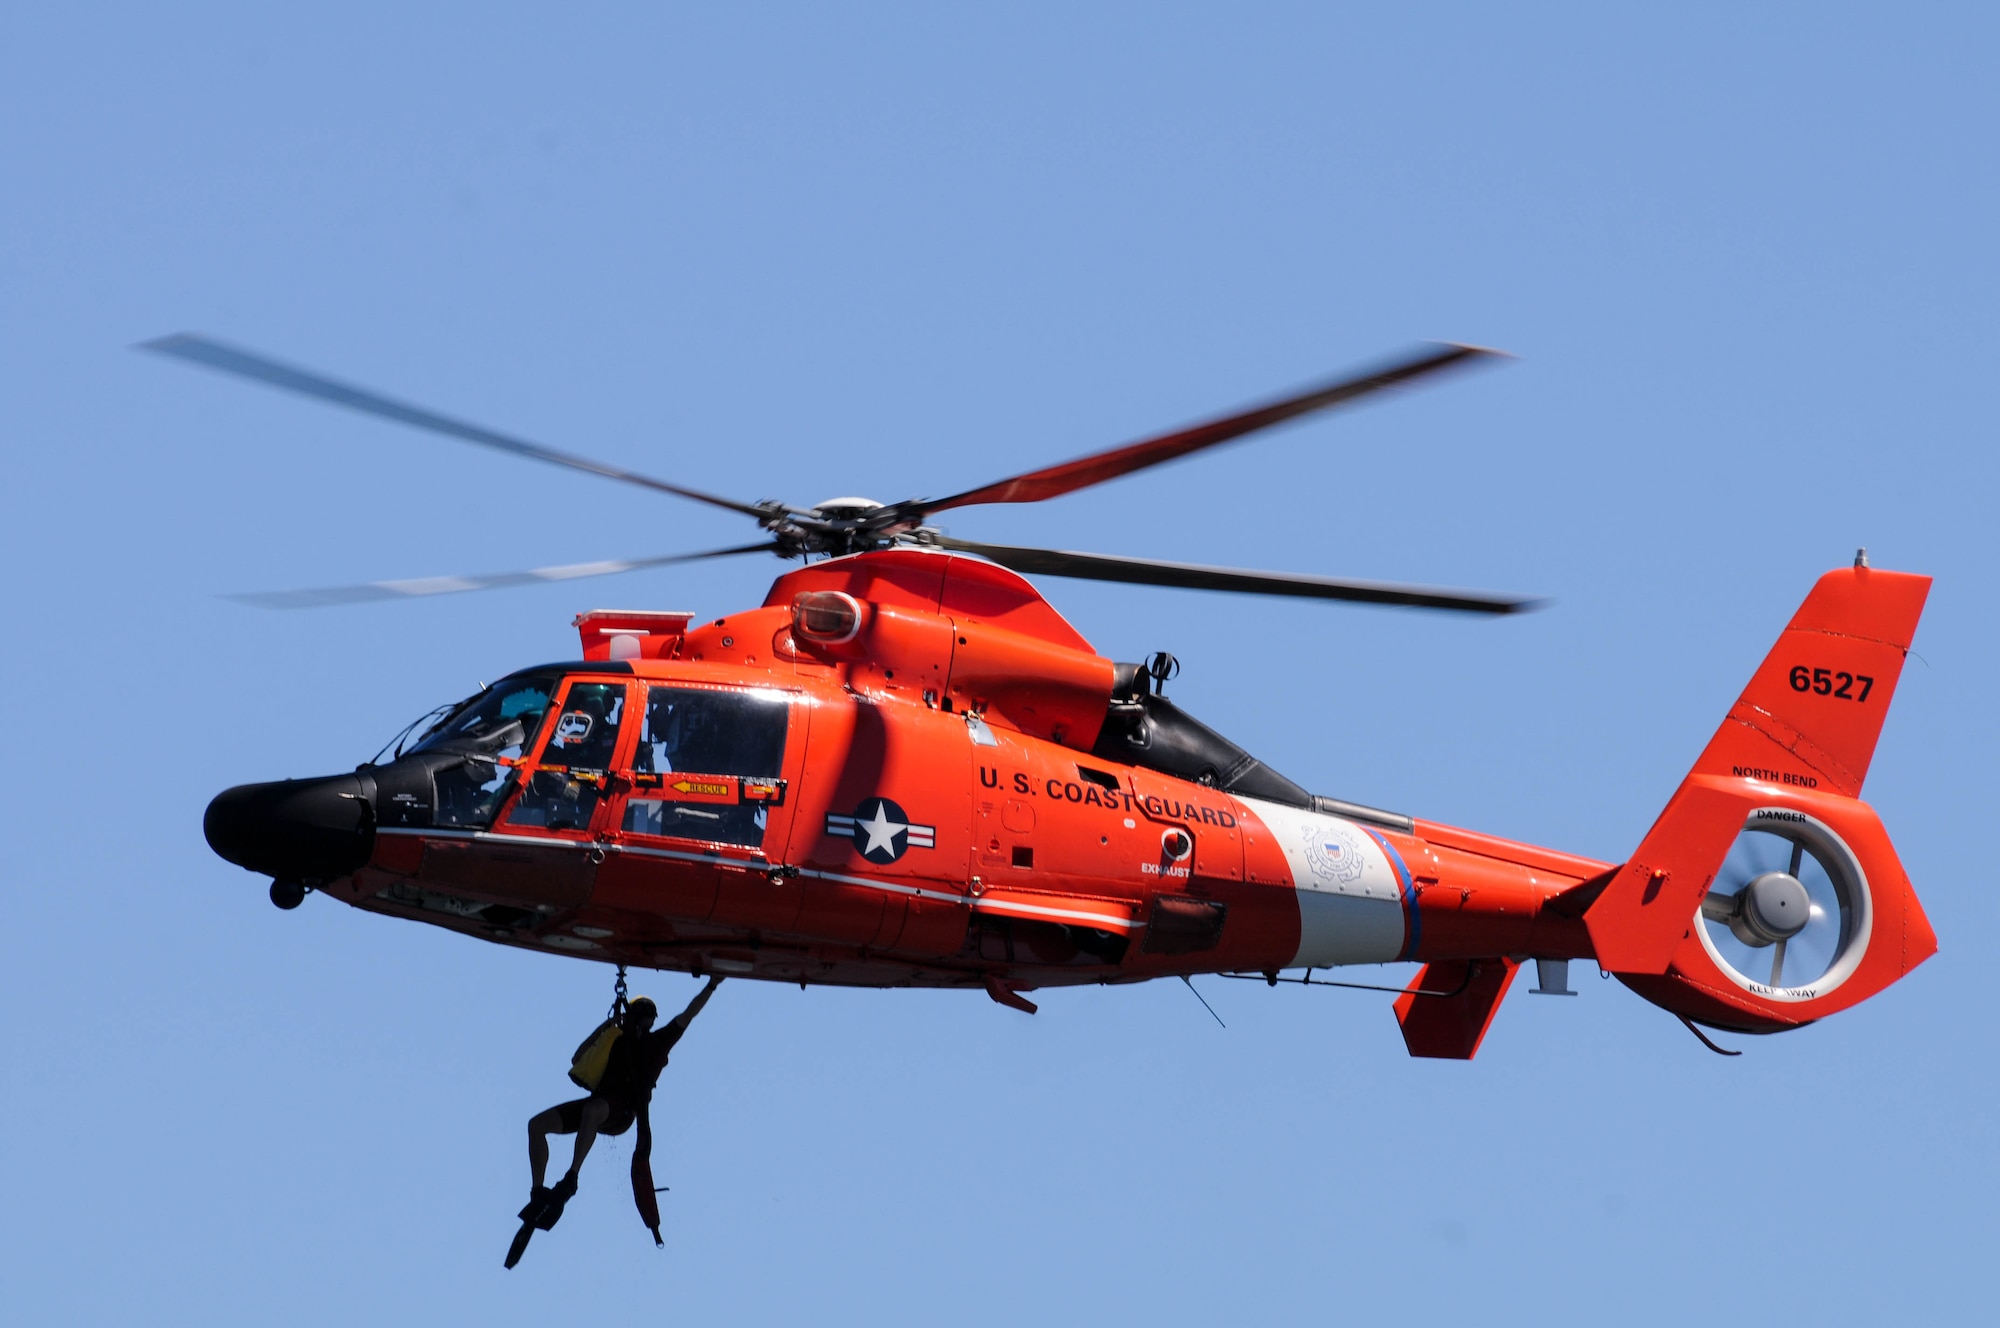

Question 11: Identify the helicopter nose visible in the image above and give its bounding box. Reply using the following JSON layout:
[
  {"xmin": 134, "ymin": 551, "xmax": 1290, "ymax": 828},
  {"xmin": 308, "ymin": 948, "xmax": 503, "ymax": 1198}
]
[{"xmin": 204, "ymin": 773, "xmax": 376, "ymax": 883}]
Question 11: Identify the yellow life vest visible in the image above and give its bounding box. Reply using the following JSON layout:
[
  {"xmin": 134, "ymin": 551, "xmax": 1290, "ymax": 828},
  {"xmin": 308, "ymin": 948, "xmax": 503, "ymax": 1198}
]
[{"xmin": 568, "ymin": 1018, "xmax": 623, "ymax": 1091}]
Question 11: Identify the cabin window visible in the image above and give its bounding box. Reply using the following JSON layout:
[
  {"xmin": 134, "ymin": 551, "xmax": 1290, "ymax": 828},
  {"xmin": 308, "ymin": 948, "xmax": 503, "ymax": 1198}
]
[{"xmin": 623, "ymin": 685, "xmax": 790, "ymax": 847}]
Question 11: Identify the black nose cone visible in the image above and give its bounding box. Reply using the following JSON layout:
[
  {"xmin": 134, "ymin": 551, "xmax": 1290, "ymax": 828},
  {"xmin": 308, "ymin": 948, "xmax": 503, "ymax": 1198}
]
[{"xmin": 204, "ymin": 774, "xmax": 376, "ymax": 882}]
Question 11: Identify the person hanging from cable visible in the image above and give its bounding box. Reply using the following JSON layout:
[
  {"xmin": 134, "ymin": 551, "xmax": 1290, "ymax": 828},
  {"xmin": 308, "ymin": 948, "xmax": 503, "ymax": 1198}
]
[{"xmin": 509, "ymin": 972, "xmax": 724, "ymax": 1267}]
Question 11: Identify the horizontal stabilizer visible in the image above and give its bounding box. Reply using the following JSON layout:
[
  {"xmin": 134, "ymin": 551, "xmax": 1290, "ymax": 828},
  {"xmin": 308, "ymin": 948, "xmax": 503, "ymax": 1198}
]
[{"xmin": 1394, "ymin": 959, "xmax": 1520, "ymax": 1059}]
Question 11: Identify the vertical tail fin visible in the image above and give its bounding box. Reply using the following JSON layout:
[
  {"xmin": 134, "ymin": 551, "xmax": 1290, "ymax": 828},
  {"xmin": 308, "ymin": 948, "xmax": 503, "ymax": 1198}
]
[
  {"xmin": 1689, "ymin": 560, "xmax": 1930, "ymax": 798},
  {"xmin": 1584, "ymin": 562, "xmax": 1935, "ymax": 1029}
]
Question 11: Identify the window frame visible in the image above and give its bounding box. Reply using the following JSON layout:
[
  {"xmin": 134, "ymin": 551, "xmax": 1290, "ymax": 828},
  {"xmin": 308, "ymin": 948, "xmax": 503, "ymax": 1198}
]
[{"xmin": 495, "ymin": 675, "xmax": 642, "ymax": 840}]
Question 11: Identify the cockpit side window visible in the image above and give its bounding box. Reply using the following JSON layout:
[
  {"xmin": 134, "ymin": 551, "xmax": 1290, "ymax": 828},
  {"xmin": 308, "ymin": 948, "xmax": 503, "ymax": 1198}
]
[
  {"xmin": 624, "ymin": 685, "xmax": 789, "ymax": 847},
  {"xmin": 506, "ymin": 681, "xmax": 630, "ymax": 832}
]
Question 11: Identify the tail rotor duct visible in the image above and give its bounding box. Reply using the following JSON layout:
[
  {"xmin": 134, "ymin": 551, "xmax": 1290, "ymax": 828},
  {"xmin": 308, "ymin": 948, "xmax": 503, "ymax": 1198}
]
[{"xmin": 1696, "ymin": 811, "xmax": 1869, "ymax": 995}]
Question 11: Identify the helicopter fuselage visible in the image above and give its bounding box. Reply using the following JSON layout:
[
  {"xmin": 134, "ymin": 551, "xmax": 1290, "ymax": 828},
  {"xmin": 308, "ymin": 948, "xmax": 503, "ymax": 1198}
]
[{"xmin": 210, "ymin": 550, "xmax": 1599, "ymax": 1030}]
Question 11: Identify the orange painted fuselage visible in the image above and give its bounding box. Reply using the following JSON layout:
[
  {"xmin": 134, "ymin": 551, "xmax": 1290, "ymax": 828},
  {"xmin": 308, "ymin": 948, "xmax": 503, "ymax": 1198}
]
[{"xmin": 323, "ymin": 550, "xmax": 1604, "ymax": 1001}]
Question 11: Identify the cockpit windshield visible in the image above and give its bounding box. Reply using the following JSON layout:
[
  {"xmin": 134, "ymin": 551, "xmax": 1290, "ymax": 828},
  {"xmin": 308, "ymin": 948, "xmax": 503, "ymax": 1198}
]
[
  {"xmin": 419, "ymin": 673, "xmax": 560, "ymax": 829},
  {"xmin": 413, "ymin": 673, "xmax": 560, "ymax": 760}
]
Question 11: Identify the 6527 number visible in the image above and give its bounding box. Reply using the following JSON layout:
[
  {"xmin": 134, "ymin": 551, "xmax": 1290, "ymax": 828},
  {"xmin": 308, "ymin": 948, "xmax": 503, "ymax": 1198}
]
[{"xmin": 1789, "ymin": 665, "xmax": 1873, "ymax": 701}]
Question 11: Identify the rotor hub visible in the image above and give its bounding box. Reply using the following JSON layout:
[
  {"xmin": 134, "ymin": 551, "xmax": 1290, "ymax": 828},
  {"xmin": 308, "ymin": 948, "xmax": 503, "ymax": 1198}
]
[
  {"xmin": 810, "ymin": 497, "xmax": 886, "ymax": 521},
  {"xmin": 1730, "ymin": 870, "xmax": 1811, "ymax": 947}
]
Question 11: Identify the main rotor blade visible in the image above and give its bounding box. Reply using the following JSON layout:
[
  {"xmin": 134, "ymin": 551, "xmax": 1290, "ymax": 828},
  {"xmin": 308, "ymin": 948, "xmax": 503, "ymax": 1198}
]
[
  {"xmin": 910, "ymin": 343, "xmax": 1503, "ymax": 519},
  {"xmin": 141, "ymin": 333, "xmax": 782, "ymax": 520},
  {"xmin": 227, "ymin": 541, "xmax": 779, "ymax": 609},
  {"xmin": 933, "ymin": 536, "xmax": 1541, "ymax": 615}
]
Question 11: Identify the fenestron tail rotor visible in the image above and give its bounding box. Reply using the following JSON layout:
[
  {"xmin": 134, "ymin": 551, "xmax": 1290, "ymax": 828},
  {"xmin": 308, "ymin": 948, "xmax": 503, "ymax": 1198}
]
[
  {"xmin": 143, "ymin": 334, "xmax": 1539, "ymax": 614},
  {"xmin": 1699, "ymin": 818, "xmax": 1859, "ymax": 991}
]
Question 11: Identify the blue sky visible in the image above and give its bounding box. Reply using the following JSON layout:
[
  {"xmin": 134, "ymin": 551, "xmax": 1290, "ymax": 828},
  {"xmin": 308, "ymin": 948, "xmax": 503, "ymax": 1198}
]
[{"xmin": 3, "ymin": 5, "xmax": 1995, "ymax": 1323}]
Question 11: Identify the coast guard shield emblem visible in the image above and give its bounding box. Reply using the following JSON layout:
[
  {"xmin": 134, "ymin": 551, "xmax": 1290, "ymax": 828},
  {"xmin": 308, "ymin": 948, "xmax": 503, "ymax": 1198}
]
[{"xmin": 1303, "ymin": 820, "xmax": 1368, "ymax": 886}]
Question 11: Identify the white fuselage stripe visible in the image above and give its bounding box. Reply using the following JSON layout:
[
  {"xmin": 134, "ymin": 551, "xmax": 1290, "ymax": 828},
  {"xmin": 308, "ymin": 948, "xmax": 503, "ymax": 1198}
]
[{"xmin": 1236, "ymin": 797, "xmax": 1408, "ymax": 968}]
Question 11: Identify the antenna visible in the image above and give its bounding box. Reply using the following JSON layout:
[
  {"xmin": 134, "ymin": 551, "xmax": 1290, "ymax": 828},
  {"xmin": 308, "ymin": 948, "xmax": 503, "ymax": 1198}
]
[{"xmin": 1180, "ymin": 975, "xmax": 1226, "ymax": 1028}]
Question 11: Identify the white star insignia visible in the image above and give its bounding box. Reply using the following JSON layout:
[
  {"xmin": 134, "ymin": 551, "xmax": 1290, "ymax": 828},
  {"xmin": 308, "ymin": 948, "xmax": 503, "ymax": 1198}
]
[{"xmin": 858, "ymin": 802, "xmax": 908, "ymax": 857}]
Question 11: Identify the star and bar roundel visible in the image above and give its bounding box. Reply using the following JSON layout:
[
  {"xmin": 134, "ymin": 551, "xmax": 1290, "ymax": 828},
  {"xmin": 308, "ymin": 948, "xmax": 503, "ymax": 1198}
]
[{"xmin": 826, "ymin": 797, "xmax": 936, "ymax": 864}]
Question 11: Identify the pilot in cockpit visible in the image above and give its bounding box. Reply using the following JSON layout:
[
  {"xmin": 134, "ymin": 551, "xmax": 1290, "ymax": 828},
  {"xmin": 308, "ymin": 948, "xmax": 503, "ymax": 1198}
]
[{"xmin": 543, "ymin": 685, "xmax": 622, "ymax": 772}]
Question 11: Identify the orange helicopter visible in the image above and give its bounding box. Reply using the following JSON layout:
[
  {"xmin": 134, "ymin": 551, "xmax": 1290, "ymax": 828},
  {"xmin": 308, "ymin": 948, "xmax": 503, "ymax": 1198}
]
[{"xmin": 160, "ymin": 335, "xmax": 1934, "ymax": 1054}]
